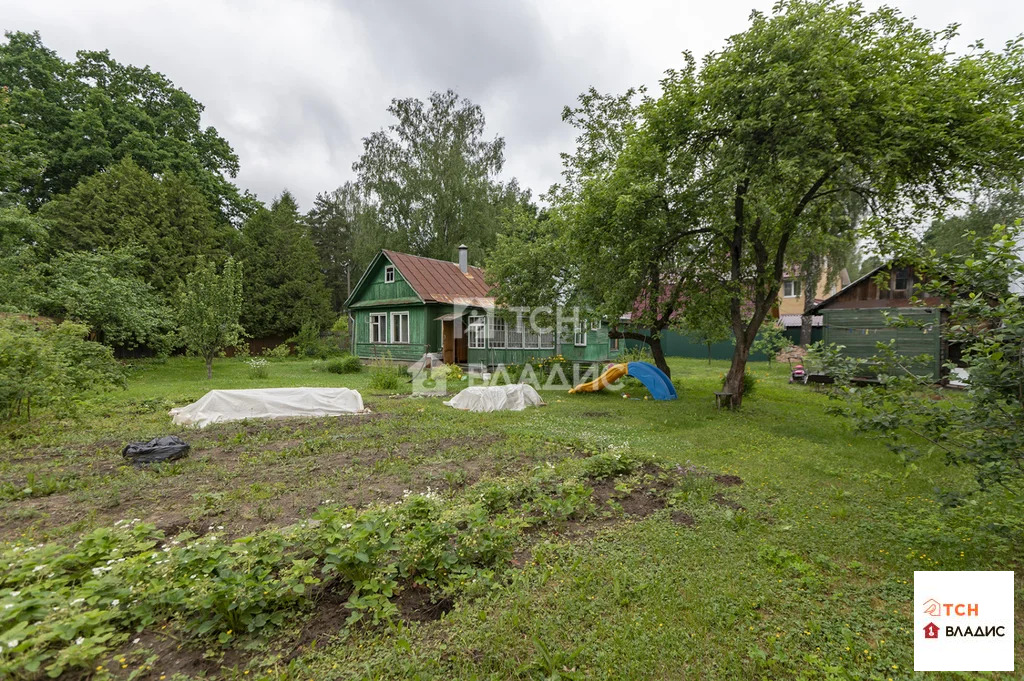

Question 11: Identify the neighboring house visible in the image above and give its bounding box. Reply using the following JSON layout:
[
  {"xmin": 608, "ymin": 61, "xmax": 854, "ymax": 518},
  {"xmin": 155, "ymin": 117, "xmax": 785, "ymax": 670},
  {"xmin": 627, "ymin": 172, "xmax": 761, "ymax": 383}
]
[
  {"xmin": 807, "ymin": 261, "xmax": 951, "ymax": 381},
  {"xmin": 343, "ymin": 246, "xmax": 619, "ymax": 366},
  {"xmin": 777, "ymin": 266, "xmax": 850, "ymax": 341}
]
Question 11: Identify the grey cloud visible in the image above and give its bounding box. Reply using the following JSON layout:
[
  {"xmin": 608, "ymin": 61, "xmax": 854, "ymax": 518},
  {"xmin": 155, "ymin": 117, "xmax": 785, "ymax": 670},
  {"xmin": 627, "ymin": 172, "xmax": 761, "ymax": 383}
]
[{"xmin": 1, "ymin": 0, "xmax": 1022, "ymax": 210}]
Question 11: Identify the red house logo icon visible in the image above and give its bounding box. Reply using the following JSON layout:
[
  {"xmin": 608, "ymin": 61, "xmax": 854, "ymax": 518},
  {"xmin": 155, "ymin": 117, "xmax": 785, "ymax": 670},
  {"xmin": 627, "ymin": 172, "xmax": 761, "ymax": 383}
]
[{"xmin": 924, "ymin": 622, "xmax": 939, "ymax": 639}]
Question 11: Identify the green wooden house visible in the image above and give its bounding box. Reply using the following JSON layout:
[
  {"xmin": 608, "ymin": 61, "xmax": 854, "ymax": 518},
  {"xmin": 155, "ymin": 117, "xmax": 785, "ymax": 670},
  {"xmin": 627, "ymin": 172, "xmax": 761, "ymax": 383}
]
[
  {"xmin": 344, "ymin": 247, "xmax": 620, "ymax": 366},
  {"xmin": 808, "ymin": 261, "xmax": 950, "ymax": 380}
]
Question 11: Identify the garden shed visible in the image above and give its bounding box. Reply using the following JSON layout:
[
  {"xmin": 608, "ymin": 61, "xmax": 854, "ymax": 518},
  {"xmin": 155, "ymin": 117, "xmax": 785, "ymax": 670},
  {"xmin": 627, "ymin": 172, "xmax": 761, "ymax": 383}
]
[{"xmin": 808, "ymin": 261, "xmax": 950, "ymax": 381}]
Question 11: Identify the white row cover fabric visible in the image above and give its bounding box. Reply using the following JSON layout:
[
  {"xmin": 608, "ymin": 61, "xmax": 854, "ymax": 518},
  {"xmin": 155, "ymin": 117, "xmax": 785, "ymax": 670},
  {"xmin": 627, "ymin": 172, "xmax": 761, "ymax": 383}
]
[
  {"xmin": 443, "ymin": 384, "xmax": 544, "ymax": 413},
  {"xmin": 170, "ymin": 387, "xmax": 365, "ymax": 428}
]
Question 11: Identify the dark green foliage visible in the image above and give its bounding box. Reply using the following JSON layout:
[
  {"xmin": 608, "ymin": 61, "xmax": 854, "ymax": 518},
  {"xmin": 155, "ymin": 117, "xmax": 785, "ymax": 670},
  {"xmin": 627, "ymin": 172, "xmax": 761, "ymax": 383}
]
[
  {"xmin": 0, "ymin": 317, "xmax": 124, "ymax": 421},
  {"xmin": 37, "ymin": 248, "xmax": 172, "ymax": 352},
  {"xmin": 0, "ymin": 206, "xmax": 46, "ymax": 312},
  {"xmin": 0, "ymin": 31, "xmax": 246, "ymax": 219},
  {"xmin": 324, "ymin": 355, "xmax": 362, "ymax": 374},
  {"xmin": 237, "ymin": 192, "xmax": 333, "ymax": 338},
  {"xmin": 39, "ymin": 157, "xmax": 233, "ymax": 299},
  {"xmin": 306, "ymin": 182, "xmax": 364, "ymax": 310}
]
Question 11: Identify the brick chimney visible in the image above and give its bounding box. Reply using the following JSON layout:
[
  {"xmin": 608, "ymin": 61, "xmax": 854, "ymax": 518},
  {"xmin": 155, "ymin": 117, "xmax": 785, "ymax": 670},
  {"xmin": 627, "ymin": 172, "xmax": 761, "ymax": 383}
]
[{"xmin": 458, "ymin": 244, "xmax": 468, "ymax": 273}]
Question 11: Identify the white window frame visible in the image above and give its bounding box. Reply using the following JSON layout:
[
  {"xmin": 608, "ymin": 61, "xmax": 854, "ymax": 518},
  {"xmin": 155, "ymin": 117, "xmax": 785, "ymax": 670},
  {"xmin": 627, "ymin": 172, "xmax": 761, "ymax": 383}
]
[
  {"xmin": 468, "ymin": 315, "xmax": 486, "ymax": 349},
  {"xmin": 573, "ymin": 323, "xmax": 587, "ymax": 347},
  {"xmin": 590, "ymin": 319, "xmax": 601, "ymax": 331},
  {"xmin": 369, "ymin": 313, "xmax": 388, "ymax": 344},
  {"xmin": 390, "ymin": 311, "xmax": 409, "ymax": 344},
  {"xmin": 783, "ymin": 280, "xmax": 800, "ymax": 298},
  {"xmin": 384, "ymin": 266, "xmax": 395, "ymax": 284},
  {"xmin": 489, "ymin": 316, "xmax": 506, "ymax": 349}
]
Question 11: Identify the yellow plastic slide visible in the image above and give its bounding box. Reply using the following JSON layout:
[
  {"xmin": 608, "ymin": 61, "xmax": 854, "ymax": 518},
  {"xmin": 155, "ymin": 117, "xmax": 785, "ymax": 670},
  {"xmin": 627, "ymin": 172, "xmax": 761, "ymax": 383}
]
[{"xmin": 568, "ymin": 363, "xmax": 628, "ymax": 394}]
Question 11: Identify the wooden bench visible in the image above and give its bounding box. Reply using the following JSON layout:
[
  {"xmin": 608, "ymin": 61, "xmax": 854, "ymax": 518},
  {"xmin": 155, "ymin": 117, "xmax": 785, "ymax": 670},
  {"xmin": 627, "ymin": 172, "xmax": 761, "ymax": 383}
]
[{"xmin": 714, "ymin": 391, "xmax": 735, "ymax": 410}]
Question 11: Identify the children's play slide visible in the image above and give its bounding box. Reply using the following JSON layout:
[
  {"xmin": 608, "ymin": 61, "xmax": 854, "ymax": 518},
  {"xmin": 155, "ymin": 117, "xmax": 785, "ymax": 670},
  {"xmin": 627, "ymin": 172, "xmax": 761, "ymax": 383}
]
[{"xmin": 568, "ymin": 361, "xmax": 677, "ymax": 401}]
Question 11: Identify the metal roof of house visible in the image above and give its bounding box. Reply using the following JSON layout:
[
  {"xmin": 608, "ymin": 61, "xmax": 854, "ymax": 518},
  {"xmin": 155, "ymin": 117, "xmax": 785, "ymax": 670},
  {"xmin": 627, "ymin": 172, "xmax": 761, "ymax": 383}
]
[{"xmin": 382, "ymin": 250, "xmax": 495, "ymax": 307}]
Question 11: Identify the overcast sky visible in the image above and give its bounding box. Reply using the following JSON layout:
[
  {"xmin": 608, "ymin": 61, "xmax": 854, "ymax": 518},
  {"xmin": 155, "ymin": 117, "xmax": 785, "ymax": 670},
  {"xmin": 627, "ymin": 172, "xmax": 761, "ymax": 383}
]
[{"xmin": 2, "ymin": 1, "xmax": 1021, "ymax": 211}]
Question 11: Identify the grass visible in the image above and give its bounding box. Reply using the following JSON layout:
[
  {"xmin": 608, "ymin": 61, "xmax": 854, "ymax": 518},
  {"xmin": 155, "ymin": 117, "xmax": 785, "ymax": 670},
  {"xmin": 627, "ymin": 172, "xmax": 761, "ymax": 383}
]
[{"xmin": 0, "ymin": 355, "xmax": 1020, "ymax": 680}]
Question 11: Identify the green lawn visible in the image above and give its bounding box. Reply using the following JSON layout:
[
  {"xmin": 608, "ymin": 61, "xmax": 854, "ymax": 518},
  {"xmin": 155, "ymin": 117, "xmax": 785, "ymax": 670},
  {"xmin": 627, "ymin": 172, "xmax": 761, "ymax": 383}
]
[{"xmin": 1, "ymin": 356, "xmax": 1020, "ymax": 680}]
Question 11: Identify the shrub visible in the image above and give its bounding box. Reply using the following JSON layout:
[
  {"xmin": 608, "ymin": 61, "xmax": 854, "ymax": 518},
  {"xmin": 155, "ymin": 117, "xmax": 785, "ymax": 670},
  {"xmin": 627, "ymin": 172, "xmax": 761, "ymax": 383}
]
[
  {"xmin": 263, "ymin": 343, "xmax": 292, "ymax": 360},
  {"xmin": 288, "ymin": 321, "xmax": 338, "ymax": 359},
  {"xmin": 325, "ymin": 355, "xmax": 362, "ymax": 374},
  {"xmin": 368, "ymin": 352, "xmax": 405, "ymax": 391},
  {"xmin": 0, "ymin": 317, "xmax": 124, "ymax": 421}
]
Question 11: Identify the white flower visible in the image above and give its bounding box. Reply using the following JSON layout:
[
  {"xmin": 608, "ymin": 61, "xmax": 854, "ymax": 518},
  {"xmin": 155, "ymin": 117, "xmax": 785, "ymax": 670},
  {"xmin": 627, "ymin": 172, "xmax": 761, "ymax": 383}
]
[
  {"xmin": 75, "ymin": 637, "xmax": 85, "ymax": 645},
  {"xmin": 32, "ymin": 565, "xmax": 46, "ymax": 572},
  {"xmin": 7, "ymin": 640, "xmax": 17, "ymax": 648},
  {"xmin": 133, "ymin": 638, "xmax": 140, "ymax": 644},
  {"xmin": 109, "ymin": 599, "xmax": 120, "ymax": 607},
  {"xmin": 9, "ymin": 591, "xmax": 19, "ymax": 598},
  {"xmin": 70, "ymin": 598, "xmax": 84, "ymax": 606},
  {"xmin": 3, "ymin": 604, "xmax": 12, "ymax": 610}
]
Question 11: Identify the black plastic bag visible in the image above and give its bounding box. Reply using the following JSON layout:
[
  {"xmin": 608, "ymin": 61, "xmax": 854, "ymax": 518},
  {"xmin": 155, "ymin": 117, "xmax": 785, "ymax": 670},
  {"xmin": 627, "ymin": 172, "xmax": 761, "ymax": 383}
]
[{"xmin": 122, "ymin": 436, "xmax": 190, "ymax": 465}]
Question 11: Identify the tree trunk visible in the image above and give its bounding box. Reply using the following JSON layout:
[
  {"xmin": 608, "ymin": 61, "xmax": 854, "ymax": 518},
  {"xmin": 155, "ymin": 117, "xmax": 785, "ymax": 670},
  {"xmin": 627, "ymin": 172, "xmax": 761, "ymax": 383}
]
[
  {"xmin": 799, "ymin": 256, "xmax": 821, "ymax": 347},
  {"xmin": 799, "ymin": 315, "xmax": 814, "ymax": 347},
  {"xmin": 724, "ymin": 338, "xmax": 751, "ymax": 407},
  {"xmin": 206, "ymin": 355, "xmax": 214, "ymax": 379},
  {"xmin": 649, "ymin": 333, "xmax": 671, "ymax": 379}
]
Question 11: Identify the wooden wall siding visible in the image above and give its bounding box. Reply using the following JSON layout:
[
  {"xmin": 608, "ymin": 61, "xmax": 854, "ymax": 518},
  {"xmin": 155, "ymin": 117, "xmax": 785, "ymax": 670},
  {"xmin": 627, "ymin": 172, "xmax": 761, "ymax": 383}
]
[
  {"xmin": 821, "ymin": 265, "xmax": 944, "ymax": 310},
  {"xmin": 352, "ymin": 305, "xmax": 432, "ymax": 361},
  {"xmin": 822, "ymin": 308, "xmax": 942, "ymax": 379},
  {"xmin": 349, "ymin": 257, "xmax": 420, "ymax": 308}
]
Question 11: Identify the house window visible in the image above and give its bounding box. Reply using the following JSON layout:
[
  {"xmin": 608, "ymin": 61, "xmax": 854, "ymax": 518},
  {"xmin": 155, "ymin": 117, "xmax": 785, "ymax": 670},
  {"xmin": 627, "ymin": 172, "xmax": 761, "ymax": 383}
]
[
  {"xmin": 468, "ymin": 315, "xmax": 485, "ymax": 349},
  {"xmin": 489, "ymin": 316, "xmax": 506, "ymax": 348},
  {"xmin": 573, "ymin": 323, "xmax": 587, "ymax": 347},
  {"xmin": 507, "ymin": 319, "xmax": 524, "ymax": 348},
  {"xmin": 369, "ymin": 313, "xmax": 388, "ymax": 344},
  {"xmin": 892, "ymin": 267, "xmax": 911, "ymax": 297},
  {"xmin": 524, "ymin": 326, "xmax": 541, "ymax": 349},
  {"xmin": 384, "ymin": 266, "xmax": 395, "ymax": 283},
  {"xmin": 591, "ymin": 319, "xmax": 601, "ymax": 331},
  {"xmin": 610, "ymin": 336, "xmax": 620, "ymax": 351},
  {"xmin": 390, "ymin": 311, "xmax": 409, "ymax": 344},
  {"xmin": 540, "ymin": 328, "xmax": 555, "ymax": 349},
  {"xmin": 783, "ymin": 280, "xmax": 800, "ymax": 298}
]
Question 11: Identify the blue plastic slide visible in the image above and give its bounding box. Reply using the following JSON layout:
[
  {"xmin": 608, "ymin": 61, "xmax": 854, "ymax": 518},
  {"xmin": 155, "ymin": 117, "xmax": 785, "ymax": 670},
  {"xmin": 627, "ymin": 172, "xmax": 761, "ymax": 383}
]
[{"xmin": 626, "ymin": 362, "xmax": 677, "ymax": 401}]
